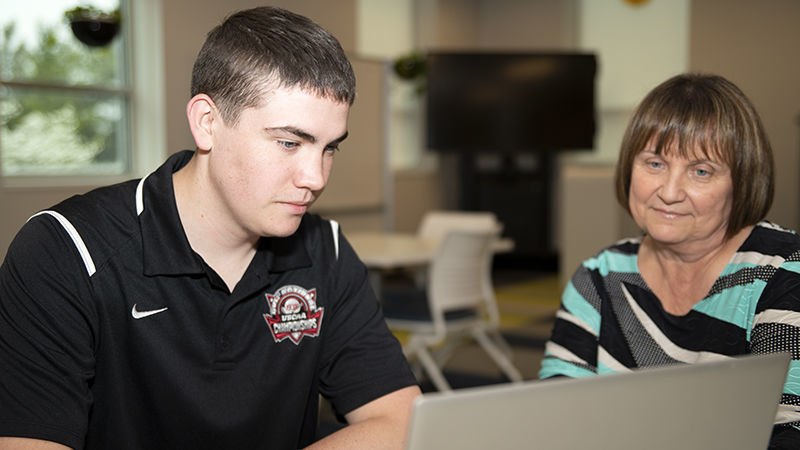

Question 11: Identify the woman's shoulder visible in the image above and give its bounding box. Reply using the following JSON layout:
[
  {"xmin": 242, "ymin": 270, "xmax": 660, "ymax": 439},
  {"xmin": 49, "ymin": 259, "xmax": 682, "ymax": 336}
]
[
  {"xmin": 743, "ymin": 221, "xmax": 800, "ymax": 258},
  {"xmin": 580, "ymin": 235, "xmax": 642, "ymax": 275}
]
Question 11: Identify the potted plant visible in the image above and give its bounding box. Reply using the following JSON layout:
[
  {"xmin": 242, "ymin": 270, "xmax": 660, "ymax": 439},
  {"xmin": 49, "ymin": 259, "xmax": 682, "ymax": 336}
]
[
  {"xmin": 393, "ymin": 52, "xmax": 427, "ymax": 95},
  {"xmin": 64, "ymin": 5, "xmax": 121, "ymax": 47}
]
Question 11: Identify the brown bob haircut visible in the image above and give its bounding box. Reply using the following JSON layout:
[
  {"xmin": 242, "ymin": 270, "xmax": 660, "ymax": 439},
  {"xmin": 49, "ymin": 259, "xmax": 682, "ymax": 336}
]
[
  {"xmin": 190, "ymin": 7, "xmax": 356, "ymax": 126},
  {"xmin": 614, "ymin": 73, "xmax": 774, "ymax": 237}
]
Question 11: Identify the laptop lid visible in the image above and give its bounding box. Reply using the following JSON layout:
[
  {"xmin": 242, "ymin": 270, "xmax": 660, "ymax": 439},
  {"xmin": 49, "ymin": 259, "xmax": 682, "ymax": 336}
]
[{"xmin": 405, "ymin": 352, "xmax": 790, "ymax": 450}]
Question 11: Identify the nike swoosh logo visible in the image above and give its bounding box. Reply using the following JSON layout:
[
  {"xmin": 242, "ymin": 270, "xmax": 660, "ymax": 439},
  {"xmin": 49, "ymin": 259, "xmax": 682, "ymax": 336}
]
[{"xmin": 131, "ymin": 304, "xmax": 169, "ymax": 319}]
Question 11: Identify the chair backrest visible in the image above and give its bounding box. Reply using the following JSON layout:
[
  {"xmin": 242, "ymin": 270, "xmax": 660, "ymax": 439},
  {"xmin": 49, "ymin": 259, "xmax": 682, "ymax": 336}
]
[
  {"xmin": 426, "ymin": 228, "xmax": 499, "ymax": 320},
  {"xmin": 417, "ymin": 210, "xmax": 501, "ymax": 242}
]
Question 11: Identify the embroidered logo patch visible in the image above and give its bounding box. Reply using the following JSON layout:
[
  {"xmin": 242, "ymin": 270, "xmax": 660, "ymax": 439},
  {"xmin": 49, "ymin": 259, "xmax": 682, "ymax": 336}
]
[{"xmin": 263, "ymin": 285, "xmax": 324, "ymax": 345}]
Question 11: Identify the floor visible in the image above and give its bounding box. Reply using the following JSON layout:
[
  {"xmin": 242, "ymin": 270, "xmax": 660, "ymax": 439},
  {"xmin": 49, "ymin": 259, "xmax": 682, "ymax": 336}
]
[{"xmin": 318, "ymin": 268, "xmax": 561, "ymax": 434}]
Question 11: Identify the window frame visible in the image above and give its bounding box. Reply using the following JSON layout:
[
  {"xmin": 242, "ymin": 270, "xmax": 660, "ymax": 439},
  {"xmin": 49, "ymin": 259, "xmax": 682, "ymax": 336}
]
[{"xmin": 0, "ymin": 0, "xmax": 165, "ymax": 188}]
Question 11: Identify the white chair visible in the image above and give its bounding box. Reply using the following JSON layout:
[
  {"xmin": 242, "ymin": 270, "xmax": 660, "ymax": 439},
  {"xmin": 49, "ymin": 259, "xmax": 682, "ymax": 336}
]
[
  {"xmin": 412, "ymin": 210, "xmax": 505, "ymax": 287},
  {"xmin": 382, "ymin": 227, "xmax": 524, "ymax": 392}
]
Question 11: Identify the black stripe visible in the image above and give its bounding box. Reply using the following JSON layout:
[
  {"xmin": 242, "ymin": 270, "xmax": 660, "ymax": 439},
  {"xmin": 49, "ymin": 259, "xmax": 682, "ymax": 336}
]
[
  {"xmin": 755, "ymin": 267, "xmax": 800, "ymax": 314},
  {"xmin": 622, "ymin": 281, "xmax": 748, "ymax": 355},
  {"xmin": 548, "ymin": 312, "xmax": 598, "ymax": 368}
]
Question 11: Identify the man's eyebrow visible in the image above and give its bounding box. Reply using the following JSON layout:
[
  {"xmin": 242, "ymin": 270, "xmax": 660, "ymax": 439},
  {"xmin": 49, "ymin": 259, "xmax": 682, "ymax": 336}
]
[
  {"xmin": 266, "ymin": 126, "xmax": 317, "ymax": 143},
  {"xmin": 265, "ymin": 127, "xmax": 348, "ymax": 146},
  {"xmin": 330, "ymin": 131, "xmax": 349, "ymax": 146}
]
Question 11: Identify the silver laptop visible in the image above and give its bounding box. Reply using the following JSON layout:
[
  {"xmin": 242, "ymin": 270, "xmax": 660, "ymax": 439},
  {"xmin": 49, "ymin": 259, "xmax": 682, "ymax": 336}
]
[{"xmin": 405, "ymin": 353, "xmax": 790, "ymax": 450}]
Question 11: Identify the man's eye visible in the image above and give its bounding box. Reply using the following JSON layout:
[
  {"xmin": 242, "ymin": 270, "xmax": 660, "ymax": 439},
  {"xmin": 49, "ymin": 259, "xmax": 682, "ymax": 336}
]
[
  {"xmin": 278, "ymin": 140, "xmax": 299, "ymax": 150},
  {"xmin": 324, "ymin": 145, "xmax": 340, "ymax": 154}
]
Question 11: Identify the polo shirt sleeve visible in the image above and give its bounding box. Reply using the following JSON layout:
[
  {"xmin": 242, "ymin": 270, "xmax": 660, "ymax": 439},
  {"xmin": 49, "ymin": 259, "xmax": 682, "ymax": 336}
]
[
  {"xmin": 0, "ymin": 214, "xmax": 96, "ymax": 449},
  {"xmin": 315, "ymin": 225, "xmax": 417, "ymax": 417}
]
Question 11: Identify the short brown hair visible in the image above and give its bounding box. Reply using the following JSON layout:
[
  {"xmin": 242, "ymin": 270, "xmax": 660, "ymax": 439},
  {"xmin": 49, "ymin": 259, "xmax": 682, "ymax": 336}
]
[
  {"xmin": 190, "ymin": 6, "xmax": 356, "ymax": 125},
  {"xmin": 614, "ymin": 73, "xmax": 774, "ymax": 236}
]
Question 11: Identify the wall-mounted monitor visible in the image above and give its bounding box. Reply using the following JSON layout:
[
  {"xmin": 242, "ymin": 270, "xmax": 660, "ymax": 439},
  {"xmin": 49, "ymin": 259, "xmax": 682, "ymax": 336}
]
[{"xmin": 425, "ymin": 52, "xmax": 597, "ymax": 153}]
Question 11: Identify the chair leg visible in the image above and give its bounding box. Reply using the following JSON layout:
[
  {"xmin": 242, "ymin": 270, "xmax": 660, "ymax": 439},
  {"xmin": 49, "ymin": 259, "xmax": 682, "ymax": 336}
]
[
  {"xmin": 431, "ymin": 335, "xmax": 466, "ymax": 368},
  {"xmin": 472, "ymin": 329, "xmax": 524, "ymax": 383},
  {"xmin": 416, "ymin": 346, "xmax": 453, "ymax": 392},
  {"xmin": 489, "ymin": 329, "xmax": 515, "ymax": 359}
]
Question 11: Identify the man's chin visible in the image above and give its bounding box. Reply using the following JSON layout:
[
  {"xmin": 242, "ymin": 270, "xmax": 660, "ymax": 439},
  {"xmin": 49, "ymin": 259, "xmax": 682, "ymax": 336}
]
[{"xmin": 263, "ymin": 217, "xmax": 304, "ymax": 238}]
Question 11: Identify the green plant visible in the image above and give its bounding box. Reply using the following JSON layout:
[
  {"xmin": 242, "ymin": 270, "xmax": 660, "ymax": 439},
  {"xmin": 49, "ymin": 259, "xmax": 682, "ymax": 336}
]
[{"xmin": 64, "ymin": 5, "xmax": 120, "ymax": 23}]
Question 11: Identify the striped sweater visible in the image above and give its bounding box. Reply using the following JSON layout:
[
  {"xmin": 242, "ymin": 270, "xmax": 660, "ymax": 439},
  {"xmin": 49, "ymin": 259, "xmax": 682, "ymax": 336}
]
[{"xmin": 540, "ymin": 221, "xmax": 800, "ymax": 442}]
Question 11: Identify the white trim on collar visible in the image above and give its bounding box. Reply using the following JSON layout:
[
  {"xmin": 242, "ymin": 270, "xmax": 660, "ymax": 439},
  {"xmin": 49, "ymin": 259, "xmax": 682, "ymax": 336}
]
[
  {"xmin": 330, "ymin": 220, "xmax": 340, "ymax": 260},
  {"xmin": 135, "ymin": 173, "xmax": 151, "ymax": 216}
]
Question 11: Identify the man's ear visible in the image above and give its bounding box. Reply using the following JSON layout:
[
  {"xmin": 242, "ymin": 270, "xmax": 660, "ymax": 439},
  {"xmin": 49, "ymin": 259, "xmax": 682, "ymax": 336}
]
[{"xmin": 186, "ymin": 94, "xmax": 217, "ymax": 151}]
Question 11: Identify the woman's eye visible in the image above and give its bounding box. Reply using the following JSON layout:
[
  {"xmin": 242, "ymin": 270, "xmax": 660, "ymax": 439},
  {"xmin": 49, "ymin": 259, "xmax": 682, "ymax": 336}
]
[
  {"xmin": 647, "ymin": 160, "xmax": 663, "ymax": 169},
  {"xmin": 694, "ymin": 168, "xmax": 711, "ymax": 177}
]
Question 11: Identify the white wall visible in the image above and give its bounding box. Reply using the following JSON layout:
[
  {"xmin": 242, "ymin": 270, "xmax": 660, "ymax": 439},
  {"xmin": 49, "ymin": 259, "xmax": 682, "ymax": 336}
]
[{"xmin": 558, "ymin": 0, "xmax": 689, "ymax": 286}]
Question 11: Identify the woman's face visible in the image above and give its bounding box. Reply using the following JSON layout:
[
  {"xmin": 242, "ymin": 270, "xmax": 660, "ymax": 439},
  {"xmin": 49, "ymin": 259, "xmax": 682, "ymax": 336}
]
[{"xmin": 628, "ymin": 142, "xmax": 734, "ymax": 249}]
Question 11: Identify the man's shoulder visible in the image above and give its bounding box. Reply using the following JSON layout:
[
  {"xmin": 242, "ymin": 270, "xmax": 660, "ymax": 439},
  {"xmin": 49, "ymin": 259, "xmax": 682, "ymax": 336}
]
[
  {"xmin": 51, "ymin": 179, "xmax": 139, "ymax": 219},
  {"xmin": 21, "ymin": 179, "xmax": 143, "ymax": 274}
]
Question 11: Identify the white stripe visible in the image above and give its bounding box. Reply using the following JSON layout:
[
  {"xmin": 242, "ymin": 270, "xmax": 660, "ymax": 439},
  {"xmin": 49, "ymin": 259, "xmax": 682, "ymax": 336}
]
[
  {"xmin": 556, "ymin": 308, "xmax": 597, "ymax": 337},
  {"xmin": 759, "ymin": 221, "xmax": 785, "ymax": 232},
  {"xmin": 597, "ymin": 347, "xmax": 632, "ymax": 373},
  {"xmin": 330, "ymin": 220, "xmax": 340, "ymax": 260},
  {"xmin": 614, "ymin": 236, "xmax": 642, "ymax": 246},
  {"xmin": 29, "ymin": 211, "xmax": 96, "ymax": 276},
  {"xmin": 621, "ymin": 284, "xmax": 729, "ymax": 364},
  {"xmin": 754, "ymin": 309, "xmax": 800, "ymax": 328},
  {"xmin": 544, "ymin": 341, "xmax": 589, "ymax": 368},
  {"xmin": 135, "ymin": 174, "xmax": 150, "ymax": 216},
  {"xmin": 729, "ymin": 250, "xmax": 785, "ymax": 268},
  {"xmin": 775, "ymin": 404, "xmax": 800, "ymax": 425}
]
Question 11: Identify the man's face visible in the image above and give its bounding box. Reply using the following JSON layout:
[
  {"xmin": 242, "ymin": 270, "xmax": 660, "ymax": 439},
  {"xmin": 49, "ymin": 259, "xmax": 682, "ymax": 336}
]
[{"xmin": 207, "ymin": 85, "xmax": 350, "ymax": 239}]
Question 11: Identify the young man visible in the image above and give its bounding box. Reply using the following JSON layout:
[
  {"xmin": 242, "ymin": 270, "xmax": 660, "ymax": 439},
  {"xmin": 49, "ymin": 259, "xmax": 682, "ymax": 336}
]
[{"xmin": 0, "ymin": 7, "xmax": 420, "ymax": 449}]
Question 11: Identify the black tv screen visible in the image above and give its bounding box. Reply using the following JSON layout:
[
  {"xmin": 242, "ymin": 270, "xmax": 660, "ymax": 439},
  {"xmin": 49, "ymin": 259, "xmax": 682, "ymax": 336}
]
[{"xmin": 425, "ymin": 52, "xmax": 597, "ymax": 153}]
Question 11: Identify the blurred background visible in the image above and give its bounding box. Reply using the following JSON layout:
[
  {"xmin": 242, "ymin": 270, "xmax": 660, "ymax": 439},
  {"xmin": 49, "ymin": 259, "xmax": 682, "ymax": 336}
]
[{"xmin": 2, "ymin": 0, "xmax": 798, "ymax": 290}]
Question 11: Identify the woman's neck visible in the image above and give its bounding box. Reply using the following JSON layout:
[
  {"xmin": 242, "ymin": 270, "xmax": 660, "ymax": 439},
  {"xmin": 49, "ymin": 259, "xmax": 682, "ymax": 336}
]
[{"xmin": 638, "ymin": 225, "xmax": 753, "ymax": 315}]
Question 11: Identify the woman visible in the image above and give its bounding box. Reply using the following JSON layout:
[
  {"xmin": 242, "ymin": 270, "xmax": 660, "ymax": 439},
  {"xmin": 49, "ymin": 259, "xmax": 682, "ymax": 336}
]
[{"xmin": 539, "ymin": 73, "xmax": 800, "ymax": 447}]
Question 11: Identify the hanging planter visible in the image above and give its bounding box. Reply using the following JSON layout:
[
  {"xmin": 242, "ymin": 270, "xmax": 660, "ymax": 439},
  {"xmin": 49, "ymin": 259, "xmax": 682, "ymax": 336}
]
[
  {"xmin": 393, "ymin": 52, "xmax": 427, "ymax": 95},
  {"xmin": 65, "ymin": 6, "xmax": 121, "ymax": 47}
]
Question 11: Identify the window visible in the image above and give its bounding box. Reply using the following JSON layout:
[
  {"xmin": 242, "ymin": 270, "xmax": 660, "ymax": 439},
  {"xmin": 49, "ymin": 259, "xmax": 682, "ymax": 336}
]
[{"xmin": 0, "ymin": 0, "xmax": 164, "ymax": 185}]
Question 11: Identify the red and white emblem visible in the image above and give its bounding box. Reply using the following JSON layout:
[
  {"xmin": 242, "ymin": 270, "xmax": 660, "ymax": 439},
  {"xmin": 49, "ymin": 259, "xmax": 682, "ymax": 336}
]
[{"xmin": 263, "ymin": 285, "xmax": 324, "ymax": 345}]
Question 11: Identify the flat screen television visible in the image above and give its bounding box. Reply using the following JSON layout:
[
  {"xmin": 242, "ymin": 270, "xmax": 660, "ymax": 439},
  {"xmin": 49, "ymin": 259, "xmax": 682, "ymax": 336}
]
[{"xmin": 425, "ymin": 52, "xmax": 597, "ymax": 153}]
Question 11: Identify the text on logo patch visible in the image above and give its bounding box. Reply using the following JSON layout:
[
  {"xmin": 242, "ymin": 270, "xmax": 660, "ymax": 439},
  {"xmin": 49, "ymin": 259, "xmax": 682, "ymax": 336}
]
[{"xmin": 263, "ymin": 285, "xmax": 324, "ymax": 345}]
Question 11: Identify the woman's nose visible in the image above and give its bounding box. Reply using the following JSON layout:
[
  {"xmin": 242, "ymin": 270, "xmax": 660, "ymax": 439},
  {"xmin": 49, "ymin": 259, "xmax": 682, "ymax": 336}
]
[{"xmin": 658, "ymin": 170, "xmax": 686, "ymax": 203}]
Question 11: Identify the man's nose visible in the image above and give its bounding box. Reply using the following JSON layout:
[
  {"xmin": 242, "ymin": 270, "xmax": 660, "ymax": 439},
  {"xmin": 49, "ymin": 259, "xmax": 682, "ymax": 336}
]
[{"xmin": 294, "ymin": 150, "xmax": 328, "ymax": 192}]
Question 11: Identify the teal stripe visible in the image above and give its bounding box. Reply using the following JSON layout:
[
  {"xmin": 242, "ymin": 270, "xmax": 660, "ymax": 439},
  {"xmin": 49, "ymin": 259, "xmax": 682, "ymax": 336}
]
[
  {"xmin": 784, "ymin": 360, "xmax": 800, "ymax": 396},
  {"xmin": 782, "ymin": 261, "xmax": 800, "ymax": 274},
  {"xmin": 583, "ymin": 250, "xmax": 638, "ymax": 276},
  {"xmin": 694, "ymin": 284, "xmax": 758, "ymax": 330},
  {"xmin": 562, "ymin": 281, "xmax": 601, "ymax": 334},
  {"xmin": 539, "ymin": 357, "xmax": 595, "ymax": 379},
  {"xmin": 597, "ymin": 362, "xmax": 621, "ymax": 375}
]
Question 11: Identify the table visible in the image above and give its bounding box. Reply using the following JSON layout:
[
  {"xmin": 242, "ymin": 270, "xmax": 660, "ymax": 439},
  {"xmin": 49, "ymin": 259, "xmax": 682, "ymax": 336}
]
[
  {"xmin": 347, "ymin": 231, "xmax": 514, "ymax": 269},
  {"xmin": 346, "ymin": 230, "xmax": 514, "ymax": 295},
  {"xmin": 346, "ymin": 232, "xmax": 438, "ymax": 269}
]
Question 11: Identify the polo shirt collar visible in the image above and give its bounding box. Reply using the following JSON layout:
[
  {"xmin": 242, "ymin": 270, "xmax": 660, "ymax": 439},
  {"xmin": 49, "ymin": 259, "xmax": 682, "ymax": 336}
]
[{"xmin": 138, "ymin": 150, "xmax": 312, "ymax": 277}]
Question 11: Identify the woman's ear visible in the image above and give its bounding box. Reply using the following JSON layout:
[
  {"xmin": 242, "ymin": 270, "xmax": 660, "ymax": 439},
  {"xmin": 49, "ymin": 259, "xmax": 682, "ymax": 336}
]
[{"xmin": 186, "ymin": 94, "xmax": 217, "ymax": 151}]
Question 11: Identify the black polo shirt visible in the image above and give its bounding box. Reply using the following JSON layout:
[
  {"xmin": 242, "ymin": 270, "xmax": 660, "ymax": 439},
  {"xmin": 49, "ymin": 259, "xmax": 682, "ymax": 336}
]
[{"xmin": 0, "ymin": 150, "xmax": 416, "ymax": 449}]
